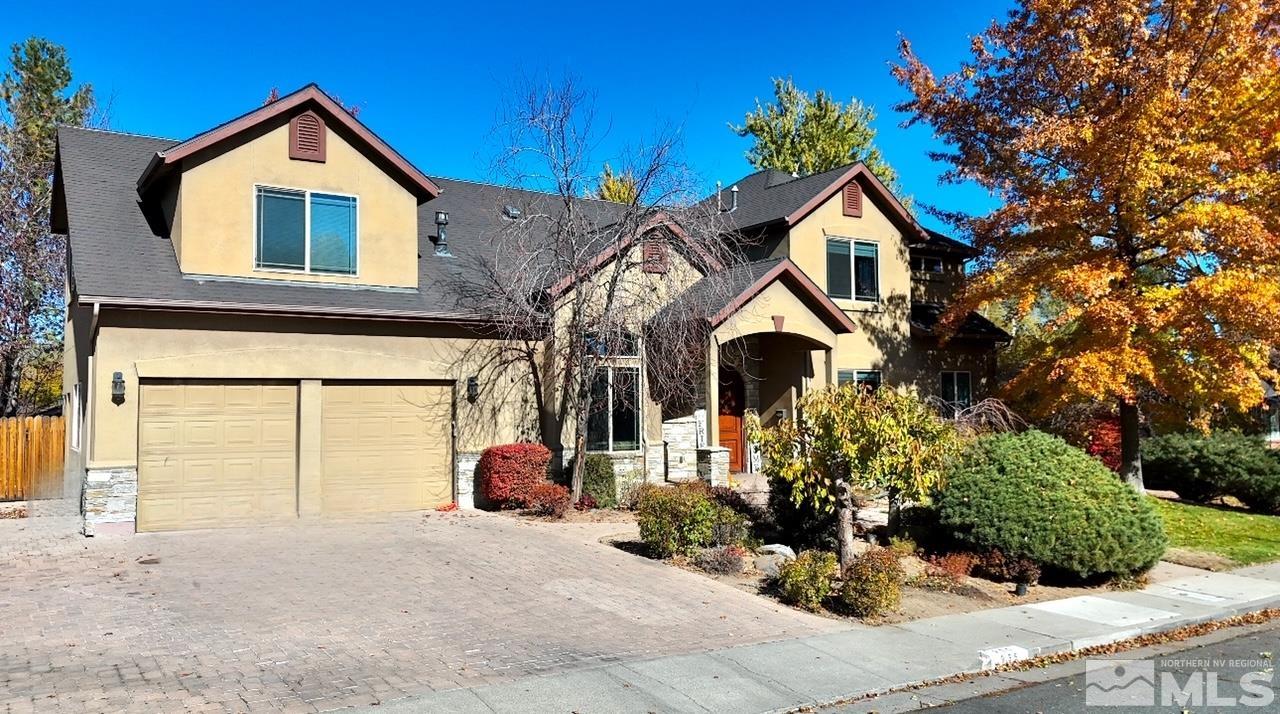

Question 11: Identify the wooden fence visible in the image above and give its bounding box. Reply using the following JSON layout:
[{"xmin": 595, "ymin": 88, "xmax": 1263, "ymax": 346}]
[{"xmin": 1, "ymin": 416, "xmax": 65, "ymax": 501}]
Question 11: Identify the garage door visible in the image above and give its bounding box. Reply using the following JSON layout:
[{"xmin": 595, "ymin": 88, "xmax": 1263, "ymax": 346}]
[
  {"xmin": 137, "ymin": 381, "xmax": 298, "ymax": 532},
  {"xmin": 320, "ymin": 382, "xmax": 453, "ymax": 514}
]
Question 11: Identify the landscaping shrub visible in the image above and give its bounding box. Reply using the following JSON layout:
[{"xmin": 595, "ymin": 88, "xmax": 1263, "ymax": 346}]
[
  {"xmin": 636, "ymin": 484, "xmax": 719, "ymax": 557},
  {"xmin": 575, "ymin": 494, "xmax": 598, "ymax": 511},
  {"xmin": 525, "ymin": 482, "xmax": 571, "ymax": 519},
  {"xmin": 579, "ymin": 454, "xmax": 618, "ymax": 508},
  {"xmin": 694, "ymin": 545, "xmax": 747, "ymax": 575},
  {"xmin": 1085, "ymin": 416, "xmax": 1123, "ymax": 472},
  {"xmin": 1143, "ymin": 432, "xmax": 1280, "ymax": 512},
  {"xmin": 710, "ymin": 507, "xmax": 750, "ymax": 548},
  {"xmin": 479, "ymin": 443, "xmax": 552, "ymax": 508},
  {"xmin": 975, "ymin": 548, "xmax": 1042, "ymax": 585},
  {"xmin": 766, "ymin": 474, "xmax": 837, "ymax": 551},
  {"xmin": 839, "ymin": 547, "xmax": 904, "ymax": 617},
  {"xmin": 777, "ymin": 550, "xmax": 839, "ymax": 611},
  {"xmin": 926, "ymin": 552, "xmax": 978, "ymax": 583},
  {"xmin": 937, "ymin": 430, "xmax": 1167, "ymax": 580}
]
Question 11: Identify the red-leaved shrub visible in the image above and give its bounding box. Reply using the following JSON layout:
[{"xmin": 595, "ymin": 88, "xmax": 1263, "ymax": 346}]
[
  {"xmin": 575, "ymin": 494, "xmax": 598, "ymax": 511},
  {"xmin": 526, "ymin": 482, "xmax": 571, "ymax": 519},
  {"xmin": 1085, "ymin": 417, "xmax": 1123, "ymax": 472},
  {"xmin": 478, "ymin": 443, "xmax": 552, "ymax": 508},
  {"xmin": 926, "ymin": 552, "xmax": 978, "ymax": 583}
]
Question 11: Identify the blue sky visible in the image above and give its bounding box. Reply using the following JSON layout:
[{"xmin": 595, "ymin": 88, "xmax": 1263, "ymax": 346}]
[{"xmin": 6, "ymin": 0, "xmax": 1011, "ymax": 232}]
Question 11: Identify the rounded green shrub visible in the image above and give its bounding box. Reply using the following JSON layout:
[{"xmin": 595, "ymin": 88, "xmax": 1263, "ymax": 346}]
[
  {"xmin": 581, "ymin": 454, "xmax": 618, "ymax": 508},
  {"xmin": 636, "ymin": 484, "xmax": 718, "ymax": 558},
  {"xmin": 1143, "ymin": 432, "xmax": 1280, "ymax": 512},
  {"xmin": 937, "ymin": 430, "xmax": 1166, "ymax": 580},
  {"xmin": 776, "ymin": 550, "xmax": 838, "ymax": 611},
  {"xmin": 839, "ymin": 547, "xmax": 904, "ymax": 617}
]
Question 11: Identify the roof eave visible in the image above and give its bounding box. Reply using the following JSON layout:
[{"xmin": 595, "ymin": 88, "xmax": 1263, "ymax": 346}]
[{"xmin": 709, "ymin": 259, "xmax": 856, "ymax": 335}]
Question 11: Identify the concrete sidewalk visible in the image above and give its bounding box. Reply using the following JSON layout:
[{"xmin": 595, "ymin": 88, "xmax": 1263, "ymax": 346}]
[{"xmin": 367, "ymin": 562, "xmax": 1280, "ymax": 714}]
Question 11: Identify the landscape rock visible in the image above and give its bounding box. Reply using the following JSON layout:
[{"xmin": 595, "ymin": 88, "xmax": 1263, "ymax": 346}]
[
  {"xmin": 759, "ymin": 544, "xmax": 797, "ymax": 559},
  {"xmin": 753, "ymin": 553, "xmax": 788, "ymax": 578}
]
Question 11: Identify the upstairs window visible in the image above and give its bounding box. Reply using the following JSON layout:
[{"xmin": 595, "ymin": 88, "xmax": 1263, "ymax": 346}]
[
  {"xmin": 941, "ymin": 371, "xmax": 972, "ymax": 409},
  {"xmin": 256, "ymin": 187, "xmax": 358, "ymax": 275},
  {"xmin": 837, "ymin": 369, "xmax": 881, "ymax": 392},
  {"xmin": 826, "ymin": 238, "xmax": 879, "ymax": 301},
  {"xmin": 912, "ymin": 255, "xmax": 944, "ymax": 273}
]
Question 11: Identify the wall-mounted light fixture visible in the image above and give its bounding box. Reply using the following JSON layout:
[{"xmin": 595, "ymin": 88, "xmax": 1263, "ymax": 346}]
[
  {"xmin": 466, "ymin": 376, "xmax": 479, "ymax": 403},
  {"xmin": 111, "ymin": 372, "xmax": 126, "ymax": 404},
  {"xmin": 774, "ymin": 409, "xmax": 786, "ymax": 422}
]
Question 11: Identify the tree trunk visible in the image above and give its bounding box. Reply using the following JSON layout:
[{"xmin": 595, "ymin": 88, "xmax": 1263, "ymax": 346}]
[
  {"xmin": 836, "ymin": 479, "xmax": 859, "ymax": 571},
  {"xmin": 1118, "ymin": 398, "xmax": 1144, "ymax": 491},
  {"xmin": 886, "ymin": 489, "xmax": 902, "ymax": 538},
  {"xmin": 0, "ymin": 353, "xmax": 21, "ymax": 418},
  {"xmin": 570, "ymin": 430, "xmax": 587, "ymax": 501}
]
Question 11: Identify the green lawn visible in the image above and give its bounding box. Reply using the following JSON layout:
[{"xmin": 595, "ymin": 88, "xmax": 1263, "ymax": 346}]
[{"xmin": 1151, "ymin": 496, "xmax": 1280, "ymax": 566}]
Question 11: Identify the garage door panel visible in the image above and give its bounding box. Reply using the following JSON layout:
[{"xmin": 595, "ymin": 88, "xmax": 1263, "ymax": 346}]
[
  {"xmin": 138, "ymin": 381, "xmax": 298, "ymax": 532},
  {"xmin": 321, "ymin": 382, "xmax": 452, "ymax": 515},
  {"xmin": 183, "ymin": 421, "xmax": 220, "ymax": 448},
  {"xmin": 140, "ymin": 421, "xmax": 180, "ymax": 449}
]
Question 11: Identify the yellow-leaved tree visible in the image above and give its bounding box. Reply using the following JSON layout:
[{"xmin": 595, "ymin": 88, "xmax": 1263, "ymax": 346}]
[
  {"xmin": 894, "ymin": 0, "xmax": 1280, "ymax": 488},
  {"xmin": 749, "ymin": 386, "xmax": 957, "ymax": 569}
]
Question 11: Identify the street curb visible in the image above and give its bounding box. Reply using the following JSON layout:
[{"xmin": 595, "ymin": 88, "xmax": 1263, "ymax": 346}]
[{"xmin": 783, "ymin": 594, "xmax": 1280, "ymax": 713}]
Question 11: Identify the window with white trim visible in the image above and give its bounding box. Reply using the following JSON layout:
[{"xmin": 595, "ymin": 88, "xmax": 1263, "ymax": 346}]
[
  {"xmin": 255, "ymin": 186, "xmax": 358, "ymax": 275},
  {"xmin": 837, "ymin": 369, "xmax": 881, "ymax": 391},
  {"xmin": 586, "ymin": 366, "xmax": 640, "ymax": 452},
  {"xmin": 940, "ymin": 371, "xmax": 972, "ymax": 409},
  {"xmin": 585, "ymin": 330, "xmax": 641, "ymax": 453},
  {"xmin": 826, "ymin": 238, "xmax": 879, "ymax": 301}
]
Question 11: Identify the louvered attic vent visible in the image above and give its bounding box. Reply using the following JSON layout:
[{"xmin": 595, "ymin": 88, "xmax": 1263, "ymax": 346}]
[
  {"xmin": 289, "ymin": 111, "xmax": 326, "ymax": 162},
  {"xmin": 842, "ymin": 181, "xmax": 862, "ymax": 218},
  {"xmin": 642, "ymin": 239, "xmax": 669, "ymax": 274}
]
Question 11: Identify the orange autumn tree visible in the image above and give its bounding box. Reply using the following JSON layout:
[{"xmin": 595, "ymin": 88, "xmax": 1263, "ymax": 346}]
[{"xmin": 894, "ymin": 0, "xmax": 1280, "ymax": 488}]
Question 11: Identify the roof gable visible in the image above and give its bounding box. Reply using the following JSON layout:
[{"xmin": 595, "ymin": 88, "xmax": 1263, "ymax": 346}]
[
  {"xmin": 712, "ymin": 163, "xmax": 976, "ymax": 257},
  {"xmin": 136, "ymin": 84, "xmax": 440, "ymax": 203}
]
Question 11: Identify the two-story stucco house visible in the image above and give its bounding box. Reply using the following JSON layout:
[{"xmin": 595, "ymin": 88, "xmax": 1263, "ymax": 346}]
[{"xmin": 54, "ymin": 85, "xmax": 1008, "ymax": 535}]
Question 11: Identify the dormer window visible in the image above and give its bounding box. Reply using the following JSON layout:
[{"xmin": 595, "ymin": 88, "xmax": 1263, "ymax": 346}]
[{"xmin": 255, "ymin": 186, "xmax": 358, "ymax": 275}]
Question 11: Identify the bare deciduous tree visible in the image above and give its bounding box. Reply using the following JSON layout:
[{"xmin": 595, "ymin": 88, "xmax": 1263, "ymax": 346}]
[{"xmin": 450, "ymin": 77, "xmax": 744, "ymax": 499}]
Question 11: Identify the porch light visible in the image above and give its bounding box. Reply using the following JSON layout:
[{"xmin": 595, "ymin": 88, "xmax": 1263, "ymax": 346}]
[
  {"xmin": 111, "ymin": 372, "xmax": 126, "ymax": 404},
  {"xmin": 466, "ymin": 376, "xmax": 479, "ymax": 403}
]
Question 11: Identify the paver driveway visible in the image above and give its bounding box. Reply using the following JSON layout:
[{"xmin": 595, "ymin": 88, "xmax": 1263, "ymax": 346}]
[{"xmin": 1, "ymin": 511, "xmax": 845, "ymax": 713}]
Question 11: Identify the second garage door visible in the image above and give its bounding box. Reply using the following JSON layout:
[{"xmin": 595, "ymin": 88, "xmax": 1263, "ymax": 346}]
[{"xmin": 320, "ymin": 382, "xmax": 453, "ymax": 514}]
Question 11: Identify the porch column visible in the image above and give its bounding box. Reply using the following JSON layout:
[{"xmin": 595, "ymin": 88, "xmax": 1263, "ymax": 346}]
[
  {"xmin": 824, "ymin": 348, "xmax": 835, "ymax": 389},
  {"xmin": 705, "ymin": 337, "xmax": 719, "ymax": 447}
]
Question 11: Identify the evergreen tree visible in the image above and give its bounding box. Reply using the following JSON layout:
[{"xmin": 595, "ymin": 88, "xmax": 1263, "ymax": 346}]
[{"xmin": 731, "ymin": 77, "xmax": 900, "ymax": 190}]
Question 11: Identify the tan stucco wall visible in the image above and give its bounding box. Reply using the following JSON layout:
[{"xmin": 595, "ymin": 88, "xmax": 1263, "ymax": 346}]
[
  {"xmin": 86, "ymin": 311, "xmax": 533, "ymax": 475},
  {"xmin": 173, "ymin": 120, "xmax": 419, "ymax": 288},
  {"xmin": 551, "ymin": 240, "xmax": 708, "ymax": 457},
  {"xmin": 780, "ymin": 188, "xmax": 911, "ymax": 376},
  {"xmin": 778, "ymin": 188, "xmax": 996, "ymax": 395}
]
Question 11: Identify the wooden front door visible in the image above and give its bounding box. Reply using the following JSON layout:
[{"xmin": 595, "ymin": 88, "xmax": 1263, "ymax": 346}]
[{"xmin": 718, "ymin": 367, "xmax": 746, "ymax": 473}]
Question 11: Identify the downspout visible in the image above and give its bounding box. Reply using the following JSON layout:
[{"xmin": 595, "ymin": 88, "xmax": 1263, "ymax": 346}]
[{"xmin": 86, "ymin": 302, "xmax": 99, "ymax": 463}]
